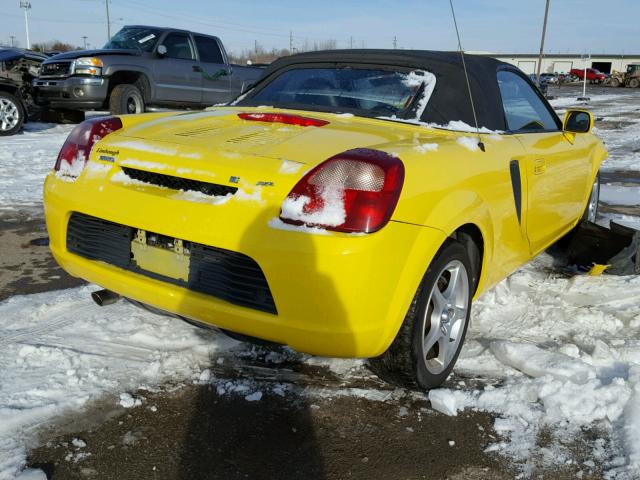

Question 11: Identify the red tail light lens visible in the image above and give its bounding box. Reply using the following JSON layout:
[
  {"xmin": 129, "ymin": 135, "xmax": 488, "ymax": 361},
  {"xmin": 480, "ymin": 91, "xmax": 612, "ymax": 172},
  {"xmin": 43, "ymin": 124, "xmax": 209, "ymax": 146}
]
[
  {"xmin": 279, "ymin": 148, "xmax": 405, "ymax": 233},
  {"xmin": 54, "ymin": 116, "xmax": 123, "ymax": 175},
  {"xmin": 238, "ymin": 112, "xmax": 329, "ymax": 127}
]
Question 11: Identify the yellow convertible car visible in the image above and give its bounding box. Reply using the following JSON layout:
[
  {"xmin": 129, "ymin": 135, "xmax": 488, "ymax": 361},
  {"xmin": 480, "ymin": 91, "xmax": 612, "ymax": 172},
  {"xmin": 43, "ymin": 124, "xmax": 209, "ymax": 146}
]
[{"xmin": 44, "ymin": 50, "xmax": 606, "ymax": 389}]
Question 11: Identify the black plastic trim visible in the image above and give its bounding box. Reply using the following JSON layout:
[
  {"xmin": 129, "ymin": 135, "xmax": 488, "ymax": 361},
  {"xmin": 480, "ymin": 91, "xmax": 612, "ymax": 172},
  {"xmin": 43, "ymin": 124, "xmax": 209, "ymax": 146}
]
[
  {"xmin": 66, "ymin": 212, "xmax": 277, "ymax": 314},
  {"xmin": 121, "ymin": 167, "xmax": 238, "ymax": 197},
  {"xmin": 509, "ymin": 160, "xmax": 522, "ymax": 224}
]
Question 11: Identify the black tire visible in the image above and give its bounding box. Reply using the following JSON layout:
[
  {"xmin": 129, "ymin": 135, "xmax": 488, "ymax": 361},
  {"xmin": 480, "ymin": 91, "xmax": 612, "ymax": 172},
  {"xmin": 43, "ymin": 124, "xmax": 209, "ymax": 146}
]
[
  {"xmin": 609, "ymin": 78, "xmax": 621, "ymax": 88},
  {"xmin": 0, "ymin": 91, "xmax": 25, "ymax": 136},
  {"xmin": 40, "ymin": 108, "xmax": 85, "ymax": 124},
  {"xmin": 581, "ymin": 171, "xmax": 600, "ymax": 223},
  {"xmin": 629, "ymin": 78, "xmax": 640, "ymax": 89},
  {"xmin": 109, "ymin": 83, "xmax": 145, "ymax": 115},
  {"xmin": 370, "ymin": 239, "xmax": 473, "ymax": 390}
]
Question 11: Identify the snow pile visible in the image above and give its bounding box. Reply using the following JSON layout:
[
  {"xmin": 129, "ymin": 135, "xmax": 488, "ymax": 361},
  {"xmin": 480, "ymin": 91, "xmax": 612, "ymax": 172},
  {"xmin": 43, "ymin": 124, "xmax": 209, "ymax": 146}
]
[
  {"xmin": 402, "ymin": 70, "xmax": 437, "ymax": 121},
  {"xmin": 54, "ymin": 152, "xmax": 85, "ymax": 182},
  {"xmin": 280, "ymin": 188, "xmax": 346, "ymax": 227},
  {"xmin": 0, "ymin": 286, "xmax": 223, "ymax": 478},
  {"xmin": 413, "ymin": 142, "xmax": 438, "ymax": 154},
  {"xmin": 456, "ymin": 136, "xmax": 481, "ymax": 152},
  {"xmin": 430, "ymin": 258, "xmax": 640, "ymax": 477}
]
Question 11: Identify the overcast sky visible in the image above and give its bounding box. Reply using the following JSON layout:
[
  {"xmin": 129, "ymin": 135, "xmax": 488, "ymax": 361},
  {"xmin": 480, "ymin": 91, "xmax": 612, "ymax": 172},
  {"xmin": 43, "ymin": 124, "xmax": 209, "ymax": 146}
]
[{"xmin": 1, "ymin": 0, "xmax": 638, "ymax": 55}]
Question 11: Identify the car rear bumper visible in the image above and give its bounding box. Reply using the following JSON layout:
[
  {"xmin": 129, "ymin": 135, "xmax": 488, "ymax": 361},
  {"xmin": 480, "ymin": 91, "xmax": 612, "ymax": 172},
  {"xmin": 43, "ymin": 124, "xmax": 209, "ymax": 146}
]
[
  {"xmin": 33, "ymin": 76, "xmax": 107, "ymax": 109},
  {"xmin": 44, "ymin": 170, "xmax": 446, "ymax": 358}
]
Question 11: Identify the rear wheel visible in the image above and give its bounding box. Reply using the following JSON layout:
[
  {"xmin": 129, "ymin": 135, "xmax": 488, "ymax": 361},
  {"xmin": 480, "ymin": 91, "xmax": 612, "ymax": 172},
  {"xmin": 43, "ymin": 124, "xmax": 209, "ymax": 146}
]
[
  {"xmin": 370, "ymin": 239, "xmax": 472, "ymax": 390},
  {"xmin": 109, "ymin": 83, "xmax": 145, "ymax": 115},
  {"xmin": 629, "ymin": 78, "xmax": 640, "ymax": 89},
  {"xmin": 0, "ymin": 91, "xmax": 24, "ymax": 136},
  {"xmin": 609, "ymin": 78, "xmax": 621, "ymax": 88}
]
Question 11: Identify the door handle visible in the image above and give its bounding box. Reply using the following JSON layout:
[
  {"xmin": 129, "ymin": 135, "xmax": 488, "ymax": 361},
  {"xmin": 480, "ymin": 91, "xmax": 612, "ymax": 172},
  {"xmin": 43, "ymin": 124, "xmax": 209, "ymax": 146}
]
[
  {"xmin": 192, "ymin": 65, "xmax": 202, "ymax": 72},
  {"xmin": 534, "ymin": 158, "xmax": 546, "ymax": 175}
]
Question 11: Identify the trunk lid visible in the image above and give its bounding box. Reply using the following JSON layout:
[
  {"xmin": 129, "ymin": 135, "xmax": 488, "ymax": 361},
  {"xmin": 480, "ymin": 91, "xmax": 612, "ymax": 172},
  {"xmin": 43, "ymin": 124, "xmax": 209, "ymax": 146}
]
[{"xmin": 95, "ymin": 107, "xmax": 430, "ymax": 216}]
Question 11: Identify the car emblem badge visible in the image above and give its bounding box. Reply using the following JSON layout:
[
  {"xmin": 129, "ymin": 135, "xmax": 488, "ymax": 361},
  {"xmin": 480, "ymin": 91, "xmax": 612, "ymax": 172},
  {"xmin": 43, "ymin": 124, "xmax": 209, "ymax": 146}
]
[{"xmin": 229, "ymin": 176, "xmax": 240, "ymax": 183}]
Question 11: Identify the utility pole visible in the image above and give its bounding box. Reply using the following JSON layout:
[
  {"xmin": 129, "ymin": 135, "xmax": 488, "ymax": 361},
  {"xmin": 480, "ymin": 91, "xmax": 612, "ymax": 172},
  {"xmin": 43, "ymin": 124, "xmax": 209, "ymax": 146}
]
[
  {"xmin": 19, "ymin": 1, "xmax": 31, "ymax": 49},
  {"xmin": 289, "ymin": 30, "xmax": 293, "ymax": 53},
  {"xmin": 535, "ymin": 0, "xmax": 551, "ymax": 87},
  {"xmin": 82, "ymin": 36, "xmax": 88, "ymax": 49},
  {"xmin": 105, "ymin": 0, "xmax": 111, "ymax": 42},
  {"xmin": 254, "ymin": 39, "xmax": 258, "ymax": 62},
  {"xmin": 393, "ymin": 36, "xmax": 397, "ymax": 49},
  {"xmin": 349, "ymin": 36, "xmax": 353, "ymax": 49},
  {"xmin": 9, "ymin": 36, "xmax": 16, "ymax": 47}
]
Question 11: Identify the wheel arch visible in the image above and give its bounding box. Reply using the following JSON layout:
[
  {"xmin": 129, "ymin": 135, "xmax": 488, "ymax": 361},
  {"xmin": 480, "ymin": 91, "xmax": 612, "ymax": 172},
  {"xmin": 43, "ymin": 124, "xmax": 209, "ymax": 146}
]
[
  {"xmin": 451, "ymin": 223, "xmax": 485, "ymax": 296},
  {"xmin": 106, "ymin": 69, "xmax": 153, "ymax": 103}
]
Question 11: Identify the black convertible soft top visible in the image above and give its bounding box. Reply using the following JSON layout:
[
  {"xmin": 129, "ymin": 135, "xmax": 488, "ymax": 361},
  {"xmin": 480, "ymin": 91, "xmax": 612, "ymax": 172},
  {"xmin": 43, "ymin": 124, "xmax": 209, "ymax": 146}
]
[{"xmin": 248, "ymin": 49, "xmax": 517, "ymax": 131}]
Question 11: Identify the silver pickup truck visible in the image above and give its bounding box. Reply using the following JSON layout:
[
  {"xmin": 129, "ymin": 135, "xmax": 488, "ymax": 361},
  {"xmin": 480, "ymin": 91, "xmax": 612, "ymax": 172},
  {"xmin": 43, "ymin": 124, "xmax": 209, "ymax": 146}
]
[{"xmin": 33, "ymin": 25, "xmax": 264, "ymax": 115}]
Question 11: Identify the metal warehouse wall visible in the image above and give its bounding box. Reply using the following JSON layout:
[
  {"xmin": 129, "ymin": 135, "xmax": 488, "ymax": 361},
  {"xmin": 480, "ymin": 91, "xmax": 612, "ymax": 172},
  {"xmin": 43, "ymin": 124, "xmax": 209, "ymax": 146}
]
[{"xmin": 482, "ymin": 54, "xmax": 640, "ymax": 74}]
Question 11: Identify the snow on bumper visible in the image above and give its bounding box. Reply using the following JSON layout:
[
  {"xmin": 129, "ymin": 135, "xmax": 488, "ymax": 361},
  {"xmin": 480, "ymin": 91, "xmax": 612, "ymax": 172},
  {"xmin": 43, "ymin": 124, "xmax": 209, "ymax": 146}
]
[{"xmin": 44, "ymin": 171, "xmax": 446, "ymax": 358}]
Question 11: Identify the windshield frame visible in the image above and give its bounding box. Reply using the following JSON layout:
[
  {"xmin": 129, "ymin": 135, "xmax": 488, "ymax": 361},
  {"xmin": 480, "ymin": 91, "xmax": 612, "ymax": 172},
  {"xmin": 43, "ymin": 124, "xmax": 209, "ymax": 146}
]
[
  {"xmin": 103, "ymin": 27, "xmax": 162, "ymax": 52},
  {"xmin": 236, "ymin": 62, "xmax": 432, "ymax": 120}
]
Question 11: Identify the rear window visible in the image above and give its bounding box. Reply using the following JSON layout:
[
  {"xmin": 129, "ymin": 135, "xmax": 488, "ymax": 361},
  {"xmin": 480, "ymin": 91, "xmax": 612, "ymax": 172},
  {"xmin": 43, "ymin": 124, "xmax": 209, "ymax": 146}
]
[
  {"xmin": 195, "ymin": 36, "xmax": 224, "ymax": 64},
  {"xmin": 239, "ymin": 67, "xmax": 433, "ymax": 118}
]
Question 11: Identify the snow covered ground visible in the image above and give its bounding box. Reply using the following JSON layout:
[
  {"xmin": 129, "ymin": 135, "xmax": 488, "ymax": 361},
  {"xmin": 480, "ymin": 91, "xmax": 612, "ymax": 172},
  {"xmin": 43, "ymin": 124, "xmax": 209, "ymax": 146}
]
[
  {"xmin": 0, "ymin": 123, "xmax": 75, "ymax": 213},
  {"xmin": 0, "ymin": 90, "xmax": 639, "ymax": 478}
]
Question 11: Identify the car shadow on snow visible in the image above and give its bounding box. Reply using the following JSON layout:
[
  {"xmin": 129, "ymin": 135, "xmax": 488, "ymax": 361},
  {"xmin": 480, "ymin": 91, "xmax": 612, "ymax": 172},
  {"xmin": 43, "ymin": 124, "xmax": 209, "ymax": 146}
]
[{"xmin": 176, "ymin": 208, "xmax": 355, "ymax": 479}]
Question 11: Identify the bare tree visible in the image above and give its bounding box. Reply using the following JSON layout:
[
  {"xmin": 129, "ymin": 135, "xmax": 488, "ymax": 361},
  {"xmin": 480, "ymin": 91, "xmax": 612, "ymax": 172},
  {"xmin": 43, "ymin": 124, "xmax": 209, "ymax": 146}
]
[
  {"xmin": 228, "ymin": 38, "xmax": 340, "ymax": 65},
  {"xmin": 31, "ymin": 40, "xmax": 80, "ymax": 53}
]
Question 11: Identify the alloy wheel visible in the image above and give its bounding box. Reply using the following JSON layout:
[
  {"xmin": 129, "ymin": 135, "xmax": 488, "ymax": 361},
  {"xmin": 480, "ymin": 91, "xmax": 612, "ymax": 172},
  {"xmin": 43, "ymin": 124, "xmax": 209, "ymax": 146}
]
[
  {"xmin": 0, "ymin": 97, "xmax": 20, "ymax": 131},
  {"xmin": 421, "ymin": 260, "xmax": 470, "ymax": 375}
]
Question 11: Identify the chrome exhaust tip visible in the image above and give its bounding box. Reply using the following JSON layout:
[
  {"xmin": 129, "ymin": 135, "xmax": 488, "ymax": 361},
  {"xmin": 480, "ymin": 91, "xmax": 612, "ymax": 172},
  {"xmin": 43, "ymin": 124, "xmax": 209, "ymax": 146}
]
[{"xmin": 91, "ymin": 289, "xmax": 121, "ymax": 307}]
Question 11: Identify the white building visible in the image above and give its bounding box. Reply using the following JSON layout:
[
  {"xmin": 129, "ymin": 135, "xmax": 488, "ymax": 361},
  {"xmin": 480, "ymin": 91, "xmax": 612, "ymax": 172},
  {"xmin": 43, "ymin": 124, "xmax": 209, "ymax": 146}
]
[{"xmin": 479, "ymin": 53, "xmax": 640, "ymax": 75}]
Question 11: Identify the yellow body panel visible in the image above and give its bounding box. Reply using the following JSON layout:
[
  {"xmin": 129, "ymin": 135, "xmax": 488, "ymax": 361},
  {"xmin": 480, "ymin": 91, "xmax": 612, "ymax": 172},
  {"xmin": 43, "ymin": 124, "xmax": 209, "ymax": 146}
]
[{"xmin": 44, "ymin": 107, "xmax": 607, "ymax": 358}]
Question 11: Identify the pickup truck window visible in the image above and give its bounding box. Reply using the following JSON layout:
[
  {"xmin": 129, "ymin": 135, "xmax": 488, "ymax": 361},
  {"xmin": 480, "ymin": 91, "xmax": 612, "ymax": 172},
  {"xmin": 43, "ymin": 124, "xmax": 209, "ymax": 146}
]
[
  {"xmin": 195, "ymin": 36, "xmax": 224, "ymax": 64},
  {"xmin": 103, "ymin": 27, "xmax": 160, "ymax": 52},
  {"xmin": 243, "ymin": 67, "xmax": 426, "ymax": 117},
  {"xmin": 163, "ymin": 33, "xmax": 195, "ymax": 60}
]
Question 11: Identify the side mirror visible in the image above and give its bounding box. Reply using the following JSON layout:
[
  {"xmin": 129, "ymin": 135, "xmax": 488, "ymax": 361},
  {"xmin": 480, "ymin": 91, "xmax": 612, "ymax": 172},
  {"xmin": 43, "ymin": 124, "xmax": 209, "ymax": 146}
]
[
  {"xmin": 563, "ymin": 110, "xmax": 593, "ymax": 134},
  {"xmin": 157, "ymin": 45, "xmax": 167, "ymax": 57}
]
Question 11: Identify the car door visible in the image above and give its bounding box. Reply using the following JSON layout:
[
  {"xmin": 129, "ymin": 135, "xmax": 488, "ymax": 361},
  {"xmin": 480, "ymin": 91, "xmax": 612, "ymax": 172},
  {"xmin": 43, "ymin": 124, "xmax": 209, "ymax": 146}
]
[
  {"xmin": 193, "ymin": 35, "xmax": 232, "ymax": 105},
  {"xmin": 497, "ymin": 69, "xmax": 592, "ymax": 254},
  {"xmin": 153, "ymin": 32, "xmax": 202, "ymax": 104}
]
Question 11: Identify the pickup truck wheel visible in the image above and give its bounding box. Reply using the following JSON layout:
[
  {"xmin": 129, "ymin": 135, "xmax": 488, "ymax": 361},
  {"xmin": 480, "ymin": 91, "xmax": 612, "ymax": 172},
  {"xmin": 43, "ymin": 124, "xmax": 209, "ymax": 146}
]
[
  {"xmin": 109, "ymin": 84, "xmax": 145, "ymax": 115},
  {"xmin": 369, "ymin": 239, "xmax": 472, "ymax": 390},
  {"xmin": 0, "ymin": 92, "xmax": 24, "ymax": 136}
]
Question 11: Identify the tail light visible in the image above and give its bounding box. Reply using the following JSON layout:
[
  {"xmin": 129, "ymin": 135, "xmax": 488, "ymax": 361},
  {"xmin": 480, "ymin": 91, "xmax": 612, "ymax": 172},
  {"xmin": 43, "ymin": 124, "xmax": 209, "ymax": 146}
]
[
  {"xmin": 279, "ymin": 148, "xmax": 405, "ymax": 233},
  {"xmin": 54, "ymin": 116, "xmax": 123, "ymax": 176},
  {"xmin": 238, "ymin": 112, "xmax": 329, "ymax": 127}
]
